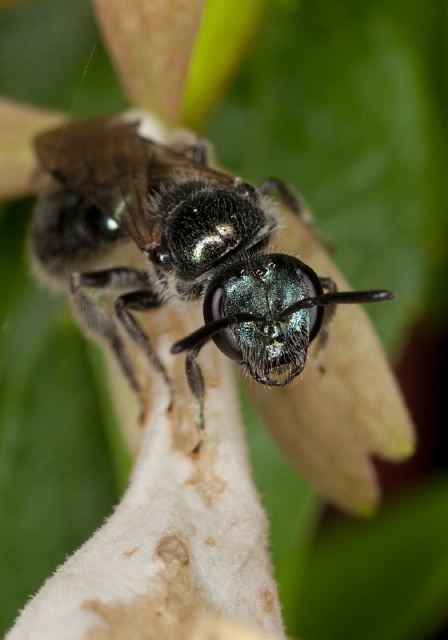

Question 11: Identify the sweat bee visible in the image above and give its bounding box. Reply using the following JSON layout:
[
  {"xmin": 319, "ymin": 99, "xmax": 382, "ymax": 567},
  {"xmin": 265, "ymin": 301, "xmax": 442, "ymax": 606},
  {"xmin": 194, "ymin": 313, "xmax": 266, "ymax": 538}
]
[{"xmin": 30, "ymin": 115, "xmax": 394, "ymax": 430}]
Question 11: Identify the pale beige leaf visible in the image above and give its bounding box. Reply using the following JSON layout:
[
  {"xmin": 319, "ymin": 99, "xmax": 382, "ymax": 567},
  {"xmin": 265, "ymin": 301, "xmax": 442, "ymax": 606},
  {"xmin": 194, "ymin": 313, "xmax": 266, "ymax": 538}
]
[
  {"xmin": 6, "ymin": 306, "xmax": 284, "ymax": 640},
  {"xmin": 93, "ymin": 0, "xmax": 205, "ymax": 125},
  {"xmin": 0, "ymin": 99, "xmax": 66, "ymax": 200},
  {"xmin": 247, "ymin": 207, "xmax": 415, "ymax": 515},
  {"xmin": 190, "ymin": 615, "xmax": 287, "ymax": 640}
]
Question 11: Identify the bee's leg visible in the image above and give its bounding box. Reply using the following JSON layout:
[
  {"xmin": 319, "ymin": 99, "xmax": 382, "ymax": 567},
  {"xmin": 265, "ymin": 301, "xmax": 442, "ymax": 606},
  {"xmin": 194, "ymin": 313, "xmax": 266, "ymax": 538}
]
[
  {"xmin": 257, "ymin": 178, "xmax": 305, "ymax": 217},
  {"xmin": 175, "ymin": 141, "xmax": 208, "ymax": 165},
  {"xmin": 70, "ymin": 268, "xmax": 173, "ymax": 416},
  {"xmin": 185, "ymin": 345, "xmax": 206, "ymax": 438},
  {"xmin": 70, "ymin": 270, "xmax": 146, "ymax": 409},
  {"xmin": 313, "ymin": 277, "xmax": 338, "ymax": 370},
  {"xmin": 114, "ymin": 290, "xmax": 174, "ymax": 408},
  {"xmin": 258, "ymin": 179, "xmax": 332, "ymax": 250},
  {"xmin": 74, "ymin": 267, "xmax": 150, "ymax": 291},
  {"xmin": 191, "ymin": 144, "xmax": 208, "ymax": 165}
]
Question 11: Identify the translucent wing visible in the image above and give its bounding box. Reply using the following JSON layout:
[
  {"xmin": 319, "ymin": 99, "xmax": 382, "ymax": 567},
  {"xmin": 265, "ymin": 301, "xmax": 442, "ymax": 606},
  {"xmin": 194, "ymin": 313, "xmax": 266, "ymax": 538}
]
[{"xmin": 34, "ymin": 116, "xmax": 236, "ymax": 248}]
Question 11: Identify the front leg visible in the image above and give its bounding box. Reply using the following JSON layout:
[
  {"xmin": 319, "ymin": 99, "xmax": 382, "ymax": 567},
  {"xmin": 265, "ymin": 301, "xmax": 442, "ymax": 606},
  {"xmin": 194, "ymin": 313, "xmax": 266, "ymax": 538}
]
[{"xmin": 185, "ymin": 345, "xmax": 206, "ymax": 439}]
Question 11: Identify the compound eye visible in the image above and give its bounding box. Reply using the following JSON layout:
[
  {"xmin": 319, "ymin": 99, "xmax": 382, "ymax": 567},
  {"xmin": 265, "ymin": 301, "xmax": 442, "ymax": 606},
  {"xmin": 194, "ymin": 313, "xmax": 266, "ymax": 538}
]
[
  {"xmin": 295, "ymin": 265, "xmax": 322, "ymax": 340},
  {"xmin": 203, "ymin": 284, "xmax": 243, "ymax": 362}
]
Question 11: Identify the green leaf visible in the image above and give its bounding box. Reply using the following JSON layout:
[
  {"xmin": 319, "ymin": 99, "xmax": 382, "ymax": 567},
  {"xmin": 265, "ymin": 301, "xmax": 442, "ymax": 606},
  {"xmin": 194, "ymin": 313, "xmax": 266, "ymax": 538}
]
[
  {"xmin": 295, "ymin": 477, "xmax": 448, "ymax": 640},
  {"xmin": 0, "ymin": 0, "xmax": 127, "ymax": 116},
  {"xmin": 183, "ymin": 0, "xmax": 269, "ymax": 129},
  {"xmin": 205, "ymin": 0, "xmax": 439, "ymax": 351}
]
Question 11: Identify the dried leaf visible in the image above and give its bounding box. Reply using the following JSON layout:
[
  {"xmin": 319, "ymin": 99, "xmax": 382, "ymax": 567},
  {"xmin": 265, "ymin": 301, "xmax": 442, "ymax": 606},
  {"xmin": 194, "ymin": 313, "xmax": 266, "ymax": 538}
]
[
  {"xmin": 0, "ymin": 99, "xmax": 66, "ymax": 200},
  {"xmin": 93, "ymin": 0, "xmax": 205, "ymax": 125},
  {"xmin": 6, "ymin": 303, "xmax": 284, "ymax": 640},
  {"xmin": 247, "ymin": 207, "xmax": 415, "ymax": 515}
]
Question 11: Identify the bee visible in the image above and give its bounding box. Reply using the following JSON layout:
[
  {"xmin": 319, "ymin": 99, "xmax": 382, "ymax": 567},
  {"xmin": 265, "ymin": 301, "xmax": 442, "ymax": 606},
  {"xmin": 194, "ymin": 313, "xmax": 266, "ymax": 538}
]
[{"xmin": 30, "ymin": 115, "xmax": 394, "ymax": 430}]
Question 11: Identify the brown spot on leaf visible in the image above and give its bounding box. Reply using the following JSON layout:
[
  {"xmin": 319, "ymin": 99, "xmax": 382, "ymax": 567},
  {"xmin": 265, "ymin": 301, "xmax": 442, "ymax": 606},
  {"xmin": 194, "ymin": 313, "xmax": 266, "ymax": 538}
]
[
  {"xmin": 204, "ymin": 537, "xmax": 216, "ymax": 547},
  {"xmin": 260, "ymin": 589, "xmax": 274, "ymax": 614},
  {"xmin": 156, "ymin": 533, "xmax": 190, "ymax": 566},
  {"xmin": 84, "ymin": 596, "xmax": 196, "ymax": 640},
  {"xmin": 186, "ymin": 445, "xmax": 226, "ymax": 505},
  {"xmin": 84, "ymin": 534, "xmax": 217, "ymax": 639}
]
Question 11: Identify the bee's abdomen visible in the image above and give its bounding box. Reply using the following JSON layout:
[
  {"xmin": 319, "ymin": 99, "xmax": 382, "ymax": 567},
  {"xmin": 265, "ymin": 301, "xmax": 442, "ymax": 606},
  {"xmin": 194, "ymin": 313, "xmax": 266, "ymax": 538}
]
[{"xmin": 30, "ymin": 190, "xmax": 125, "ymax": 281}]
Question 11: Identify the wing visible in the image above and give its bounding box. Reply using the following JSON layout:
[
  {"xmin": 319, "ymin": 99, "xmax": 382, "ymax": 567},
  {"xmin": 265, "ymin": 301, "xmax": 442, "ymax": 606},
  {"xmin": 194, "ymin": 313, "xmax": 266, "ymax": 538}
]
[{"xmin": 34, "ymin": 116, "xmax": 236, "ymax": 248}]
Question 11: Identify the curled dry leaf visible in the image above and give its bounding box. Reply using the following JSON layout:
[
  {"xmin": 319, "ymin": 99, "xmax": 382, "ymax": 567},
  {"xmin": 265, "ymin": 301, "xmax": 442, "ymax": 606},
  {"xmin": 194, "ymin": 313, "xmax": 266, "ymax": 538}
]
[
  {"xmin": 93, "ymin": 0, "xmax": 205, "ymax": 125},
  {"xmin": 0, "ymin": 99, "xmax": 66, "ymax": 200},
  {"xmin": 247, "ymin": 207, "xmax": 415, "ymax": 515}
]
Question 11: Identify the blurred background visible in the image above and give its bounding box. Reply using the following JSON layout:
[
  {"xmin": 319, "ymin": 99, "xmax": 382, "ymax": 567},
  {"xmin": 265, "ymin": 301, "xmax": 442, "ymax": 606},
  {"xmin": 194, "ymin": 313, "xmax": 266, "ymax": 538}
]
[{"xmin": 0, "ymin": 0, "xmax": 447, "ymax": 638}]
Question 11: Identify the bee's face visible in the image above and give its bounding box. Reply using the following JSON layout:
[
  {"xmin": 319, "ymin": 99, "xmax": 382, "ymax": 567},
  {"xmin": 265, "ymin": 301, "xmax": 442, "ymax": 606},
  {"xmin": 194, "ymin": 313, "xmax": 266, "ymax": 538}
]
[{"xmin": 203, "ymin": 253, "xmax": 324, "ymax": 385}]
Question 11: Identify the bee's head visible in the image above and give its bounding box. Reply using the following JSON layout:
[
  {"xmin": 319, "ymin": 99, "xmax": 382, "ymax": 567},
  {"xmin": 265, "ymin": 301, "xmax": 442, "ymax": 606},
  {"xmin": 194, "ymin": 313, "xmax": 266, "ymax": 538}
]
[
  {"xmin": 171, "ymin": 252, "xmax": 394, "ymax": 385},
  {"xmin": 202, "ymin": 253, "xmax": 324, "ymax": 385}
]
